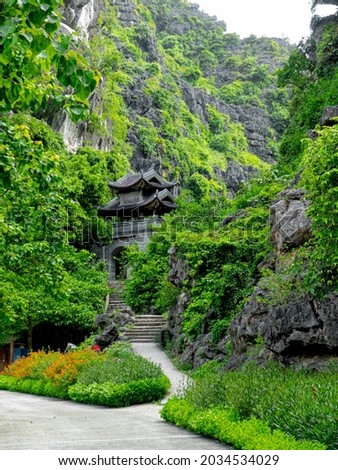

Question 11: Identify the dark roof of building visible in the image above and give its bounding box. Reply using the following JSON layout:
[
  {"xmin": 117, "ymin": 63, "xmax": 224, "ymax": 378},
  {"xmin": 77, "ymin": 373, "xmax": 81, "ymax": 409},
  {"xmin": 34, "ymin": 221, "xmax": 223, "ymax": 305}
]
[
  {"xmin": 98, "ymin": 188, "xmax": 177, "ymax": 216},
  {"xmin": 108, "ymin": 168, "xmax": 177, "ymax": 193}
]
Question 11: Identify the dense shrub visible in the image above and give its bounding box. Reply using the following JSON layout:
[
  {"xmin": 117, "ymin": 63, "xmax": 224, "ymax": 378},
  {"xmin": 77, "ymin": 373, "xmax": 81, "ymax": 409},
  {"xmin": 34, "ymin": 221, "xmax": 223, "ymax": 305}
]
[
  {"xmin": 301, "ymin": 125, "xmax": 338, "ymax": 293},
  {"xmin": 161, "ymin": 398, "xmax": 326, "ymax": 450},
  {"xmin": 3, "ymin": 350, "xmax": 59, "ymax": 380},
  {"xmin": 165, "ymin": 361, "xmax": 338, "ymax": 449},
  {"xmin": 43, "ymin": 349, "xmax": 101, "ymax": 388},
  {"xmin": 76, "ymin": 345, "xmax": 163, "ymax": 385},
  {"xmin": 69, "ymin": 375, "xmax": 170, "ymax": 407},
  {"xmin": 0, "ymin": 344, "xmax": 170, "ymax": 406}
]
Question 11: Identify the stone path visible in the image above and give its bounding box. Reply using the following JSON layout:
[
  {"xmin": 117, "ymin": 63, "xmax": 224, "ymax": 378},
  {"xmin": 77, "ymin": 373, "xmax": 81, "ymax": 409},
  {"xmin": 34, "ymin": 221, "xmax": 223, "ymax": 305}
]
[
  {"xmin": 132, "ymin": 342, "xmax": 191, "ymax": 397},
  {"xmin": 0, "ymin": 344, "xmax": 229, "ymax": 450}
]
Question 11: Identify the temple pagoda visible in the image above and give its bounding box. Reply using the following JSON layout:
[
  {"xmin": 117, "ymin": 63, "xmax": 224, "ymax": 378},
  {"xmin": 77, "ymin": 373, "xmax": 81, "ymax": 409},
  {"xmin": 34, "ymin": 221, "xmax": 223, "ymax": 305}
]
[
  {"xmin": 98, "ymin": 168, "xmax": 177, "ymax": 219},
  {"xmin": 97, "ymin": 168, "xmax": 177, "ymax": 280}
]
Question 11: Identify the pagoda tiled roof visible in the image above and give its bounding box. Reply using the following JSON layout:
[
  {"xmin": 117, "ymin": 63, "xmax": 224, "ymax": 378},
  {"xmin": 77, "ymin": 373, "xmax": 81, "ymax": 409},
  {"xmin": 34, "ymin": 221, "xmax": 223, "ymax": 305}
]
[
  {"xmin": 108, "ymin": 168, "xmax": 177, "ymax": 192},
  {"xmin": 98, "ymin": 188, "xmax": 177, "ymax": 216}
]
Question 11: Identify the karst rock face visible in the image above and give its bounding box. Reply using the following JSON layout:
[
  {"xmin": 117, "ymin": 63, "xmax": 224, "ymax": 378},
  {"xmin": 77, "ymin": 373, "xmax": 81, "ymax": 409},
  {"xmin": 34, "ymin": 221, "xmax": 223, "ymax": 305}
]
[
  {"xmin": 227, "ymin": 181, "xmax": 337, "ymax": 369},
  {"xmin": 229, "ymin": 289, "xmax": 338, "ymax": 364},
  {"xmin": 52, "ymin": 0, "xmax": 289, "ymax": 194}
]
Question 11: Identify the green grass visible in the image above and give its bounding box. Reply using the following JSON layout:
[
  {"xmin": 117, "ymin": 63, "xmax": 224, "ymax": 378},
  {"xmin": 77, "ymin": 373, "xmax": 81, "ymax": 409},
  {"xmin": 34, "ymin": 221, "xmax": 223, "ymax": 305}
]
[
  {"xmin": 161, "ymin": 398, "xmax": 326, "ymax": 450},
  {"xmin": 161, "ymin": 360, "xmax": 338, "ymax": 449}
]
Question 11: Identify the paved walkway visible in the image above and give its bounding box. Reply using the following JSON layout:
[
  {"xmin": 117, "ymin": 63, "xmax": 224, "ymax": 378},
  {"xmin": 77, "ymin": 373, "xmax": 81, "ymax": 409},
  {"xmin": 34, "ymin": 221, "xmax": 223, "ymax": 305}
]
[
  {"xmin": 0, "ymin": 344, "xmax": 228, "ymax": 450},
  {"xmin": 132, "ymin": 342, "xmax": 191, "ymax": 398}
]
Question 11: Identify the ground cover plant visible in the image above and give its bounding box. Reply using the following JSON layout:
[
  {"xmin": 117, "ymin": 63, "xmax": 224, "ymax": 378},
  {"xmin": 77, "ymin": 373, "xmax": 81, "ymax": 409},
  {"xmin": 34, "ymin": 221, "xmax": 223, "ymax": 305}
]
[
  {"xmin": 161, "ymin": 360, "xmax": 338, "ymax": 450},
  {"xmin": 0, "ymin": 343, "xmax": 170, "ymax": 406}
]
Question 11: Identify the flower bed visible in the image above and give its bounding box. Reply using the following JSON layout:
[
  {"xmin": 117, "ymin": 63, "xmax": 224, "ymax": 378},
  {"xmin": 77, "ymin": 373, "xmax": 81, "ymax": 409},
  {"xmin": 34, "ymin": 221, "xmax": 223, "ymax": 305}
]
[{"xmin": 0, "ymin": 343, "xmax": 170, "ymax": 406}]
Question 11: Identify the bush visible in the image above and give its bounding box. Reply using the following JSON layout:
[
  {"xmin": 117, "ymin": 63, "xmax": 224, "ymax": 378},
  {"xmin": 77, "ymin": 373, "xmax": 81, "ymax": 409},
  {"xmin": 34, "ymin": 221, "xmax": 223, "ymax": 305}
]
[
  {"xmin": 3, "ymin": 351, "xmax": 59, "ymax": 380},
  {"xmin": 43, "ymin": 349, "xmax": 101, "ymax": 388},
  {"xmin": 301, "ymin": 125, "xmax": 338, "ymax": 293},
  {"xmin": 161, "ymin": 398, "xmax": 326, "ymax": 450},
  {"xmin": 69, "ymin": 375, "xmax": 170, "ymax": 407},
  {"xmin": 76, "ymin": 345, "xmax": 163, "ymax": 385},
  {"xmin": 1, "ymin": 344, "xmax": 170, "ymax": 407},
  {"xmin": 173, "ymin": 361, "xmax": 338, "ymax": 448}
]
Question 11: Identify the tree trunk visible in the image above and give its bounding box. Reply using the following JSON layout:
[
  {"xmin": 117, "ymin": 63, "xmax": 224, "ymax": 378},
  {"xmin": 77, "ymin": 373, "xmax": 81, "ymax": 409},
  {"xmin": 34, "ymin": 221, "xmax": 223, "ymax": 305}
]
[
  {"xmin": 9, "ymin": 336, "xmax": 14, "ymax": 363},
  {"xmin": 27, "ymin": 317, "xmax": 33, "ymax": 352}
]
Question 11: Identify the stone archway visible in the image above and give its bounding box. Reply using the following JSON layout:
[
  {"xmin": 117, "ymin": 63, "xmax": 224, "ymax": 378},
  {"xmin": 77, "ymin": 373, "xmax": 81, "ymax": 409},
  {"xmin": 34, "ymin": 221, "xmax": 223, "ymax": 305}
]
[{"xmin": 112, "ymin": 246, "xmax": 126, "ymax": 280}]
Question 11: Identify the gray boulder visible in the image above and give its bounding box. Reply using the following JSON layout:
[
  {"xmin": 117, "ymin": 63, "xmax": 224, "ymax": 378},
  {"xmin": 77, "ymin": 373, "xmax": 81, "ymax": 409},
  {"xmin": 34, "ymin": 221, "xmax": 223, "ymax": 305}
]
[
  {"xmin": 320, "ymin": 105, "xmax": 338, "ymax": 126},
  {"xmin": 269, "ymin": 189, "xmax": 312, "ymax": 252},
  {"xmin": 94, "ymin": 323, "xmax": 119, "ymax": 350}
]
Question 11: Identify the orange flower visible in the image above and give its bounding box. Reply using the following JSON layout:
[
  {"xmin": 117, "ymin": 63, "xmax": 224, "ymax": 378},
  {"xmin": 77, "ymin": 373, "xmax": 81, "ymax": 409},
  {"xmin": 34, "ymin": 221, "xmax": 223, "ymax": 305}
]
[
  {"xmin": 43, "ymin": 348, "xmax": 101, "ymax": 386},
  {"xmin": 3, "ymin": 351, "xmax": 57, "ymax": 379}
]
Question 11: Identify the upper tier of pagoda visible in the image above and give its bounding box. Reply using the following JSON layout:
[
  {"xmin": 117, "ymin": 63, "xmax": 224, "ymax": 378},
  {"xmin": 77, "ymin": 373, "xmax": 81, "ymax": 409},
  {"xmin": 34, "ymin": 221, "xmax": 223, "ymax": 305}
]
[{"xmin": 98, "ymin": 168, "xmax": 177, "ymax": 218}]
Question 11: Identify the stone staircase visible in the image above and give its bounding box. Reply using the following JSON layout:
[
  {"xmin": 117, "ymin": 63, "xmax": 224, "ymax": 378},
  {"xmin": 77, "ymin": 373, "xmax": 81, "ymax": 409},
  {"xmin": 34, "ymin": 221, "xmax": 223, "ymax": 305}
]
[
  {"xmin": 107, "ymin": 281, "xmax": 128, "ymax": 313},
  {"xmin": 107, "ymin": 298, "xmax": 128, "ymax": 313},
  {"xmin": 108, "ymin": 281, "xmax": 167, "ymax": 343},
  {"xmin": 122, "ymin": 315, "xmax": 167, "ymax": 343}
]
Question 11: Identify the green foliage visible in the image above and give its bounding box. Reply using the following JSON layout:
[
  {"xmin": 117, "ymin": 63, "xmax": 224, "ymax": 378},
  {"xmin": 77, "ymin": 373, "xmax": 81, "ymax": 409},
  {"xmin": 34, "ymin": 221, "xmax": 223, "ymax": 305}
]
[
  {"xmin": 316, "ymin": 24, "xmax": 338, "ymax": 74},
  {"xmin": 0, "ymin": 0, "xmax": 98, "ymax": 120},
  {"xmin": 0, "ymin": 115, "xmax": 108, "ymax": 347},
  {"xmin": 76, "ymin": 343, "xmax": 163, "ymax": 384},
  {"xmin": 68, "ymin": 375, "xmax": 170, "ymax": 407},
  {"xmin": 162, "ymin": 360, "xmax": 338, "ymax": 448},
  {"xmin": 123, "ymin": 240, "xmax": 171, "ymax": 314},
  {"xmin": 180, "ymin": 248, "xmax": 257, "ymax": 339},
  {"xmin": 278, "ymin": 31, "xmax": 338, "ymax": 172},
  {"xmin": 185, "ymin": 361, "xmax": 338, "ymax": 448},
  {"xmin": 182, "ymin": 65, "xmax": 202, "ymax": 84},
  {"xmin": 277, "ymin": 48, "xmax": 314, "ymax": 91},
  {"xmin": 300, "ymin": 125, "xmax": 338, "ymax": 293},
  {"xmin": 161, "ymin": 398, "xmax": 326, "ymax": 450},
  {"xmin": 219, "ymin": 80, "xmax": 262, "ymax": 106},
  {"xmin": 0, "ymin": 344, "xmax": 170, "ymax": 407}
]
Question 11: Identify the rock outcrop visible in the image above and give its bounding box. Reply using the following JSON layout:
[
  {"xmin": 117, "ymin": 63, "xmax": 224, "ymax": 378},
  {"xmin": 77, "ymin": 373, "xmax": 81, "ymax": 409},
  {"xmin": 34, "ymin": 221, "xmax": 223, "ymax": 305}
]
[
  {"xmin": 230, "ymin": 289, "xmax": 338, "ymax": 363},
  {"xmin": 63, "ymin": 0, "xmax": 100, "ymax": 40},
  {"xmin": 94, "ymin": 323, "xmax": 119, "ymax": 349},
  {"xmin": 320, "ymin": 105, "xmax": 338, "ymax": 126},
  {"xmin": 269, "ymin": 189, "xmax": 312, "ymax": 253},
  {"xmin": 168, "ymin": 247, "xmax": 190, "ymax": 287},
  {"xmin": 165, "ymin": 171, "xmax": 337, "ymax": 370},
  {"xmin": 227, "ymin": 181, "xmax": 337, "ymax": 369},
  {"xmin": 112, "ymin": 0, "xmax": 138, "ymax": 27},
  {"xmin": 179, "ymin": 81, "xmax": 276, "ymax": 163}
]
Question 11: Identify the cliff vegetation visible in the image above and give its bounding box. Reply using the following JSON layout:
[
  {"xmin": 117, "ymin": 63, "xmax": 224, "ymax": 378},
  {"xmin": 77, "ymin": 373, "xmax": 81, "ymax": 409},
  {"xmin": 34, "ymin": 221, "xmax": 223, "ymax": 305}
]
[{"xmin": 1, "ymin": 0, "xmax": 337, "ymax": 374}]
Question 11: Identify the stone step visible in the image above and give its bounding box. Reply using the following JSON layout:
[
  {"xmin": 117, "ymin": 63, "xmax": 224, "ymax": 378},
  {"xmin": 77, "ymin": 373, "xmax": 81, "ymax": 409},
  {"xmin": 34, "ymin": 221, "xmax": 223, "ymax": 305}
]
[
  {"xmin": 128, "ymin": 327, "xmax": 163, "ymax": 335},
  {"xmin": 133, "ymin": 319, "xmax": 165, "ymax": 323},
  {"xmin": 107, "ymin": 302, "xmax": 128, "ymax": 309},
  {"xmin": 122, "ymin": 314, "xmax": 167, "ymax": 343},
  {"xmin": 127, "ymin": 338, "xmax": 155, "ymax": 343},
  {"xmin": 130, "ymin": 325, "xmax": 165, "ymax": 330},
  {"xmin": 134, "ymin": 316, "xmax": 166, "ymax": 319},
  {"xmin": 123, "ymin": 334, "xmax": 159, "ymax": 340},
  {"xmin": 124, "ymin": 332, "xmax": 158, "ymax": 338},
  {"xmin": 133, "ymin": 318, "xmax": 166, "ymax": 322}
]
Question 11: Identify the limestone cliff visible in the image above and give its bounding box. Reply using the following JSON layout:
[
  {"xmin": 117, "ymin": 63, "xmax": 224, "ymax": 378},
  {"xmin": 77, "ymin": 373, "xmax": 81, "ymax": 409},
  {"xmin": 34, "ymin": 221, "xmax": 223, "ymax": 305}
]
[{"xmin": 49, "ymin": 0, "xmax": 292, "ymax": 195}]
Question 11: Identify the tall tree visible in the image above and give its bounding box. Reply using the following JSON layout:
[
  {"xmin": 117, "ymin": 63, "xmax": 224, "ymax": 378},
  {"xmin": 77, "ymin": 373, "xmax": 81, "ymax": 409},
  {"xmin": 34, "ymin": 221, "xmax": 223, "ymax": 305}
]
[{"xmin": 0, "ymin": 0, "xmax": 107, "ymax": 350}]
